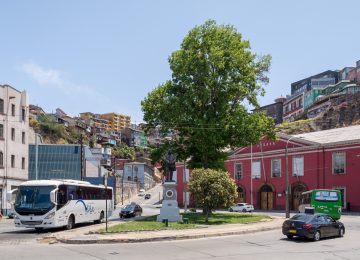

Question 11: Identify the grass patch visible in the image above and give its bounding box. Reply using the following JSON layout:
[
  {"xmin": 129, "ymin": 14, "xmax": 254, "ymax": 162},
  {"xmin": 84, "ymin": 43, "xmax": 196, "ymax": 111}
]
[
  {"xmin": 100, "ymin": 212, "xmax": 271, "ymax": 233},
  {"xmin": 182, "ymin": 212, "xmax": 271, "ymax": 225}
]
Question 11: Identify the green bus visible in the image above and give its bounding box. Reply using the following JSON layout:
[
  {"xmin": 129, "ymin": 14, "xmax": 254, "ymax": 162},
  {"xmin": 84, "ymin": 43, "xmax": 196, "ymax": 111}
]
[{"xmin": 299, "ymin": 189, "xmax": 342, "ymax": 220}]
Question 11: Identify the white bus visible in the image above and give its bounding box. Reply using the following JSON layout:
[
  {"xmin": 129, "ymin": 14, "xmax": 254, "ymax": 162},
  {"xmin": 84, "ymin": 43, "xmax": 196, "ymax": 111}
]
[{"xmin": 8, "ymin": 179, "xmax": 113, "ymax": 230}]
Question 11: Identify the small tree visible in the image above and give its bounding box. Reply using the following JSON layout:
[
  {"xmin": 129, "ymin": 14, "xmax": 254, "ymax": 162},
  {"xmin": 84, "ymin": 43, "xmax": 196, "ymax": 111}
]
[{"xmin": 188, "ymin": 168, "xmax": 237, "ymax": 222}]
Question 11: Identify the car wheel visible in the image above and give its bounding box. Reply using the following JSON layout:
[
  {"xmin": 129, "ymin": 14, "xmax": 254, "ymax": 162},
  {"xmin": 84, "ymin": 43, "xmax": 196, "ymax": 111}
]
[
  {"xmin": 66, "ymin": 215, "xmax": 75, "ymax": 230},
  {"xmin": 339, "ymin": 227, "xmax": 345, "ymax": 237},
  {"xmin": 313, "ymin": 231, "xmax": 321, "ymax": 241},
  {"xmin": 286, "ymin": 235, "xmax": 293, "ymax": 239},
  {"xmin": 229, "ymin": 208, "xmax": 233, "ymax": 212},
  {"xmin": 242, "ymin": 209, "xmax": 247, "ymax": 212}
]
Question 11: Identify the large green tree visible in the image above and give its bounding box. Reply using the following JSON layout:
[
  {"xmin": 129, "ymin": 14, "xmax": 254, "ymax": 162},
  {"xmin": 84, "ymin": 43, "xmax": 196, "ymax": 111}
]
[
  {"xmin": 188, "ymin": 168, "xmax": 237, "ymax": 222},
  {"xmin": 142, "ymin": 20, "xmax": 275, "ymax": 169}
]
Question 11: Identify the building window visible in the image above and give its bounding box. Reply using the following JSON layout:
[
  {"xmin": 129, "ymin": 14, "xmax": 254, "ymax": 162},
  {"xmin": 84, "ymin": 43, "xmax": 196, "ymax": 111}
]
[
  {"xmin": 333, "ymin": 152, "xmax": 345, "ymax": 174},
  {"xmin": 11, "ymin": 155, "xmax": 15, "ymax": 168},
  {"xmin": 11, "ymin": 104, "xmax": 15, "ymax": 116},
  {"xmin": 234, "ymin": 163, "xmax": 242, "ymax": 180},
  {"xmin": 22, "ymin": 132, "xmax": 25, "ymax": 144},
  {"xmin": 0, "ymin": 151, "xmax": 3, "ymax": 168},
  {"xmin": 271, "ymin": 159, "xmax": 281, "ymax": 177},
  {"xmin": 22, "ymin": 108, "xmax": 26, "ymax": 121},
  {"xmin": 0, "ymin": 99, "xmax": 3, "ymax": 114},
  {"xmin": 0, "ymin": 124, "xmax": 3, "ymax": 139},
  {"xmin": 22, "ymin": 157, "xmax": 25, "ymax": 169},
  {"xmin": 251, "ymin": 160, "xmax": 261, "ymax": 179},
  {"xmin": 292, "ymin": 156, "xmax": 304, "ymax": 176},
  {"xmin": 11, "ymin": 128, "xmax": 15, "ymax": 141}
]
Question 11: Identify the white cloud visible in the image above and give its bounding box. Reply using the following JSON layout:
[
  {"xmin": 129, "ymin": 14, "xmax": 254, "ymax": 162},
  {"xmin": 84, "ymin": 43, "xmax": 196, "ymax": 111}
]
[
  {"xmin": 20, "ymin": 62, "xmax": 99, "ymax": 96},
  {"xmin": 21, "ymin": 62, "xmax": 63, "ymax": 86},
  {"xmin": 19, "ymin": 62, "xmax": 113, "ymax": 115}
]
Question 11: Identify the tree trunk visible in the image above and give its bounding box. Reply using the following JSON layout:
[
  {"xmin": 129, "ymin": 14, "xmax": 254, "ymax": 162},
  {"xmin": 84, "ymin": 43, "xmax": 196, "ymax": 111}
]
[{"xmin": 203, "ymin": 207, "xmax": 210, "ymax": 223}]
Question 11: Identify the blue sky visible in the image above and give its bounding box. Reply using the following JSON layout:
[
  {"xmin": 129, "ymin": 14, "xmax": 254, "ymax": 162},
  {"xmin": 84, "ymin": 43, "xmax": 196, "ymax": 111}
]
[{"xmin": 0, "ymin": 0, "xmax": 359, "ymax": 123}]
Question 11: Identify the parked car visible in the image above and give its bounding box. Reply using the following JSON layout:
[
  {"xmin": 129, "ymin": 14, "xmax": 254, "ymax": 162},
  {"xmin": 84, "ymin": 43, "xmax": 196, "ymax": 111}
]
[
  {"xmin": 229, "ymin": 203, "xmax": 254, "ymax": 212},
  {"xmin": 119, "ymin": 203, "xmax": 143, "ymax": 218},
  {"xmin": 138, "ymin": 189, "xmax": 145, "ymax": 196},
  {"xmin": 282, "ymin": 213, "xmax": 345, "ymax": 241},
  {"xmin": 144, "ymin": 194, "xmax": 151, "ymax": 199}
]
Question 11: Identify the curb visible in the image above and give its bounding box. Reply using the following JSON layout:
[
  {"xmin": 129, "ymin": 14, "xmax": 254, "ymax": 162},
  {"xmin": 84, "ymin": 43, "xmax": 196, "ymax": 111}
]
[{"xmin": 55, "ymin": 225, "xmax": 281, "ymax": 244}]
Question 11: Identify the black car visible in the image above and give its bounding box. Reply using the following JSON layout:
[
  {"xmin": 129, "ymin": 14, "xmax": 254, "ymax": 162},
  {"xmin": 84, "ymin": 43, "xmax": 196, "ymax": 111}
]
[
  {"xmin": 282, "ymin": 213, "xmax": 345, "ymax": 241},
  {"xmin": 119, "ymin": 203, "xmax": 143, "ymax": 218}
]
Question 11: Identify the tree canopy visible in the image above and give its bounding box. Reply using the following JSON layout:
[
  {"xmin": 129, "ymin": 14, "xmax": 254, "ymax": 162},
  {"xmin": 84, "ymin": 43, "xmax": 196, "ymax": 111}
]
[
  {"xmin": 141, "ymin": 20, "xmax": 275, "ymax": 169},
  {"xmin": 188, "ymin": 168, "xmax": 237, "ymax": 222}
]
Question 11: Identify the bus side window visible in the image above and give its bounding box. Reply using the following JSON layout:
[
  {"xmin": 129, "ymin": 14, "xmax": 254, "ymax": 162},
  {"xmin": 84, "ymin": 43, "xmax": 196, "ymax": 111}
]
[{"xmin": 67, "ymin": 186, "xmax": 76, "ymax": 200}]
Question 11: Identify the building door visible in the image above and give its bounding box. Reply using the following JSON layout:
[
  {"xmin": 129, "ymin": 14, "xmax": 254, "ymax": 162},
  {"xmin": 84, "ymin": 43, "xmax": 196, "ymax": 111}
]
[
  {"xmin": 236, "ymin": 187, "xmax": 245, "ymax": 203},
  {"xmin": 292, "ymin": 184, "xmax": 307, "ymax": 210},
  {"xmin": 260, "ymin": 185, "xmax": 273, "ymax": 210}
]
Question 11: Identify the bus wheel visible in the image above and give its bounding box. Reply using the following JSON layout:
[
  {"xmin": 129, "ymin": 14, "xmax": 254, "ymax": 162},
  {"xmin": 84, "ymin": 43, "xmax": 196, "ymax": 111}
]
[
  {"xmin": 66, "ymin": 215, "xmax": 75, "ymax": 230},
  {"xmin": 95, "ymin": 212, "xmax": 104, "ymax": 224}
]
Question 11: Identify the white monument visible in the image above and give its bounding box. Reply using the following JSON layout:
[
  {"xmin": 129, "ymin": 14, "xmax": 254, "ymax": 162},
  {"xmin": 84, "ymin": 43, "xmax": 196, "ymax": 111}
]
[
  {"xmin": 157, "ymin": 150, "xmax": 182, "ymax": 222},
  {"xmin": 157, "ymin": 181, "xmax": 182, "ymax": 222}
]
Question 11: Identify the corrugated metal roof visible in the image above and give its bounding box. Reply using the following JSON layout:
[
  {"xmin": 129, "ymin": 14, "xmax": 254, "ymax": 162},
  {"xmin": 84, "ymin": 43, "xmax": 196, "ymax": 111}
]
[{"xmin": 293, "ymin": 125, "xmax": 360, "ymax": 144}]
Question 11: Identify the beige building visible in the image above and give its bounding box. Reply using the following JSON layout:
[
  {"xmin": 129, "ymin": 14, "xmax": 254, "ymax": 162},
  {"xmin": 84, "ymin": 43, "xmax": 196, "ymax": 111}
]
[
  {"xmin": 0, "ymin": 85, "xmax": 29, "ymax": 215},
  {"xmin": 100, "ymin": 112, "xmax": 131, "ymax": 132}
]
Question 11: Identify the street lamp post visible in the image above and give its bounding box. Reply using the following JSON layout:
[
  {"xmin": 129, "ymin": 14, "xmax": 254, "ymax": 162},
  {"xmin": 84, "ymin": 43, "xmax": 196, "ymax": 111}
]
[{"xmin": 285, "ymin": 136, "xmax": 295, "ymax": 218}]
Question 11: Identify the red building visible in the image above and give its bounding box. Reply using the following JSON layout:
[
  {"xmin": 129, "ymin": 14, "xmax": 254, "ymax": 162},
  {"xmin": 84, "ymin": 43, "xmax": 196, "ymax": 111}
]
[{"xmin": 175, "ymin": 125, "xmax": 360, "ymax": 211}]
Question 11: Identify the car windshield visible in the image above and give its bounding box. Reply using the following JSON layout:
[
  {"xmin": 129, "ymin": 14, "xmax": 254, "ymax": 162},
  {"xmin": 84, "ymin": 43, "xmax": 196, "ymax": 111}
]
[
  {"xmin": 290, "ymin": 214, "xmax": 314, "ymax": 222},
  {"xmin": 14, "ymin": 185, "xmax": 56, "ymax": 215},
  {"xmin": 123, "ymin": 204, "xmax": 135, "ymax": 210}
]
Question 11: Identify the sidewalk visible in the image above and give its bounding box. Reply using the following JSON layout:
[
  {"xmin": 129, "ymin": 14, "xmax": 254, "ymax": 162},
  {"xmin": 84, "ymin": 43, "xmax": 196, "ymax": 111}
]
[{"xmin": 43, "ymin": 217, "xmax": 284, "ymax": 244}]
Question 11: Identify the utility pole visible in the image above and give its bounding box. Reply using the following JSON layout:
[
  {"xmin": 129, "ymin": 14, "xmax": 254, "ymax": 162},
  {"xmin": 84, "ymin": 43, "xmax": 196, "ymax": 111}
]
[
  {"xmin": 183, "ymin": 161, "xmax": 187, "ymax": 212},
  {"xmin": 285, "ymin": 136, "xmax": 295, "ymax": 218},
  {"xmin": 112, "ymin": 155, "xmax": 117, "ymax": 205},
  {"xmin": 35, "ymin": 134, "xmax": 39, "ymax": 180},
  {"xmin": 104, "ymin": 172, "xmax": 108, "ymax": 232},
  {"xmin": 121, "ymin": 172, "xmax": 124, "ymax": 205},
  {"xmin": 80, "ymin": 133, "xmax": 84, "ymax": 181}
]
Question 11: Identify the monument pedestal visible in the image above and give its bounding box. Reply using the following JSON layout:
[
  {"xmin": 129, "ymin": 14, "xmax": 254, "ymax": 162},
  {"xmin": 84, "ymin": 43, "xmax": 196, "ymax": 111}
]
[{"xmin": 157, "ymin": 182, "xmax": 182, "ymax": 222}]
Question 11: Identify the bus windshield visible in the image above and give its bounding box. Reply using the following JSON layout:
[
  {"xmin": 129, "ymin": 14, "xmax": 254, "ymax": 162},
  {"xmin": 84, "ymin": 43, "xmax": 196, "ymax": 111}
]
[
  {"xmin": 315, "ymin": 190, "xmax": 339, "ymax": 202},
  {"xmin": 15, "ymin": 185, "xmax": 56, "ymax": 215}
]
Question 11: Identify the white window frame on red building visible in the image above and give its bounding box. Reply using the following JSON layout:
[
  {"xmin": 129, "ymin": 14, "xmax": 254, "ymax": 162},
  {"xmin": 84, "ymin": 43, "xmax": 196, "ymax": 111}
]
[
  {"xmin": 234, "ymin": 163, "xmax": 243, "ymax": 180},
  {"xmin": 332, "ymin": 152, "xmax": 346, "ymax": 174},
  {"xmin": 271, "ymin": 158, "xmax": 281, "ymax": 178},
  {"xmin": 251, "ymin": 160, "xmax": 261, "ymax": 179},
  {"xmin": 292, "ymin": 155, "xmax": 304, "ymax": 176}
]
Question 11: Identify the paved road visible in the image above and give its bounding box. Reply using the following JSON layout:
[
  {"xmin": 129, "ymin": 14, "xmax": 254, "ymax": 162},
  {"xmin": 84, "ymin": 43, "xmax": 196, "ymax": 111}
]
[
  {"xmin": 1, "ymin": 215, "xmax": 360, "ymax": 259},
  {"xmin": 0, "ymin": 184, "xmax": 163, "ymax": 244}
]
